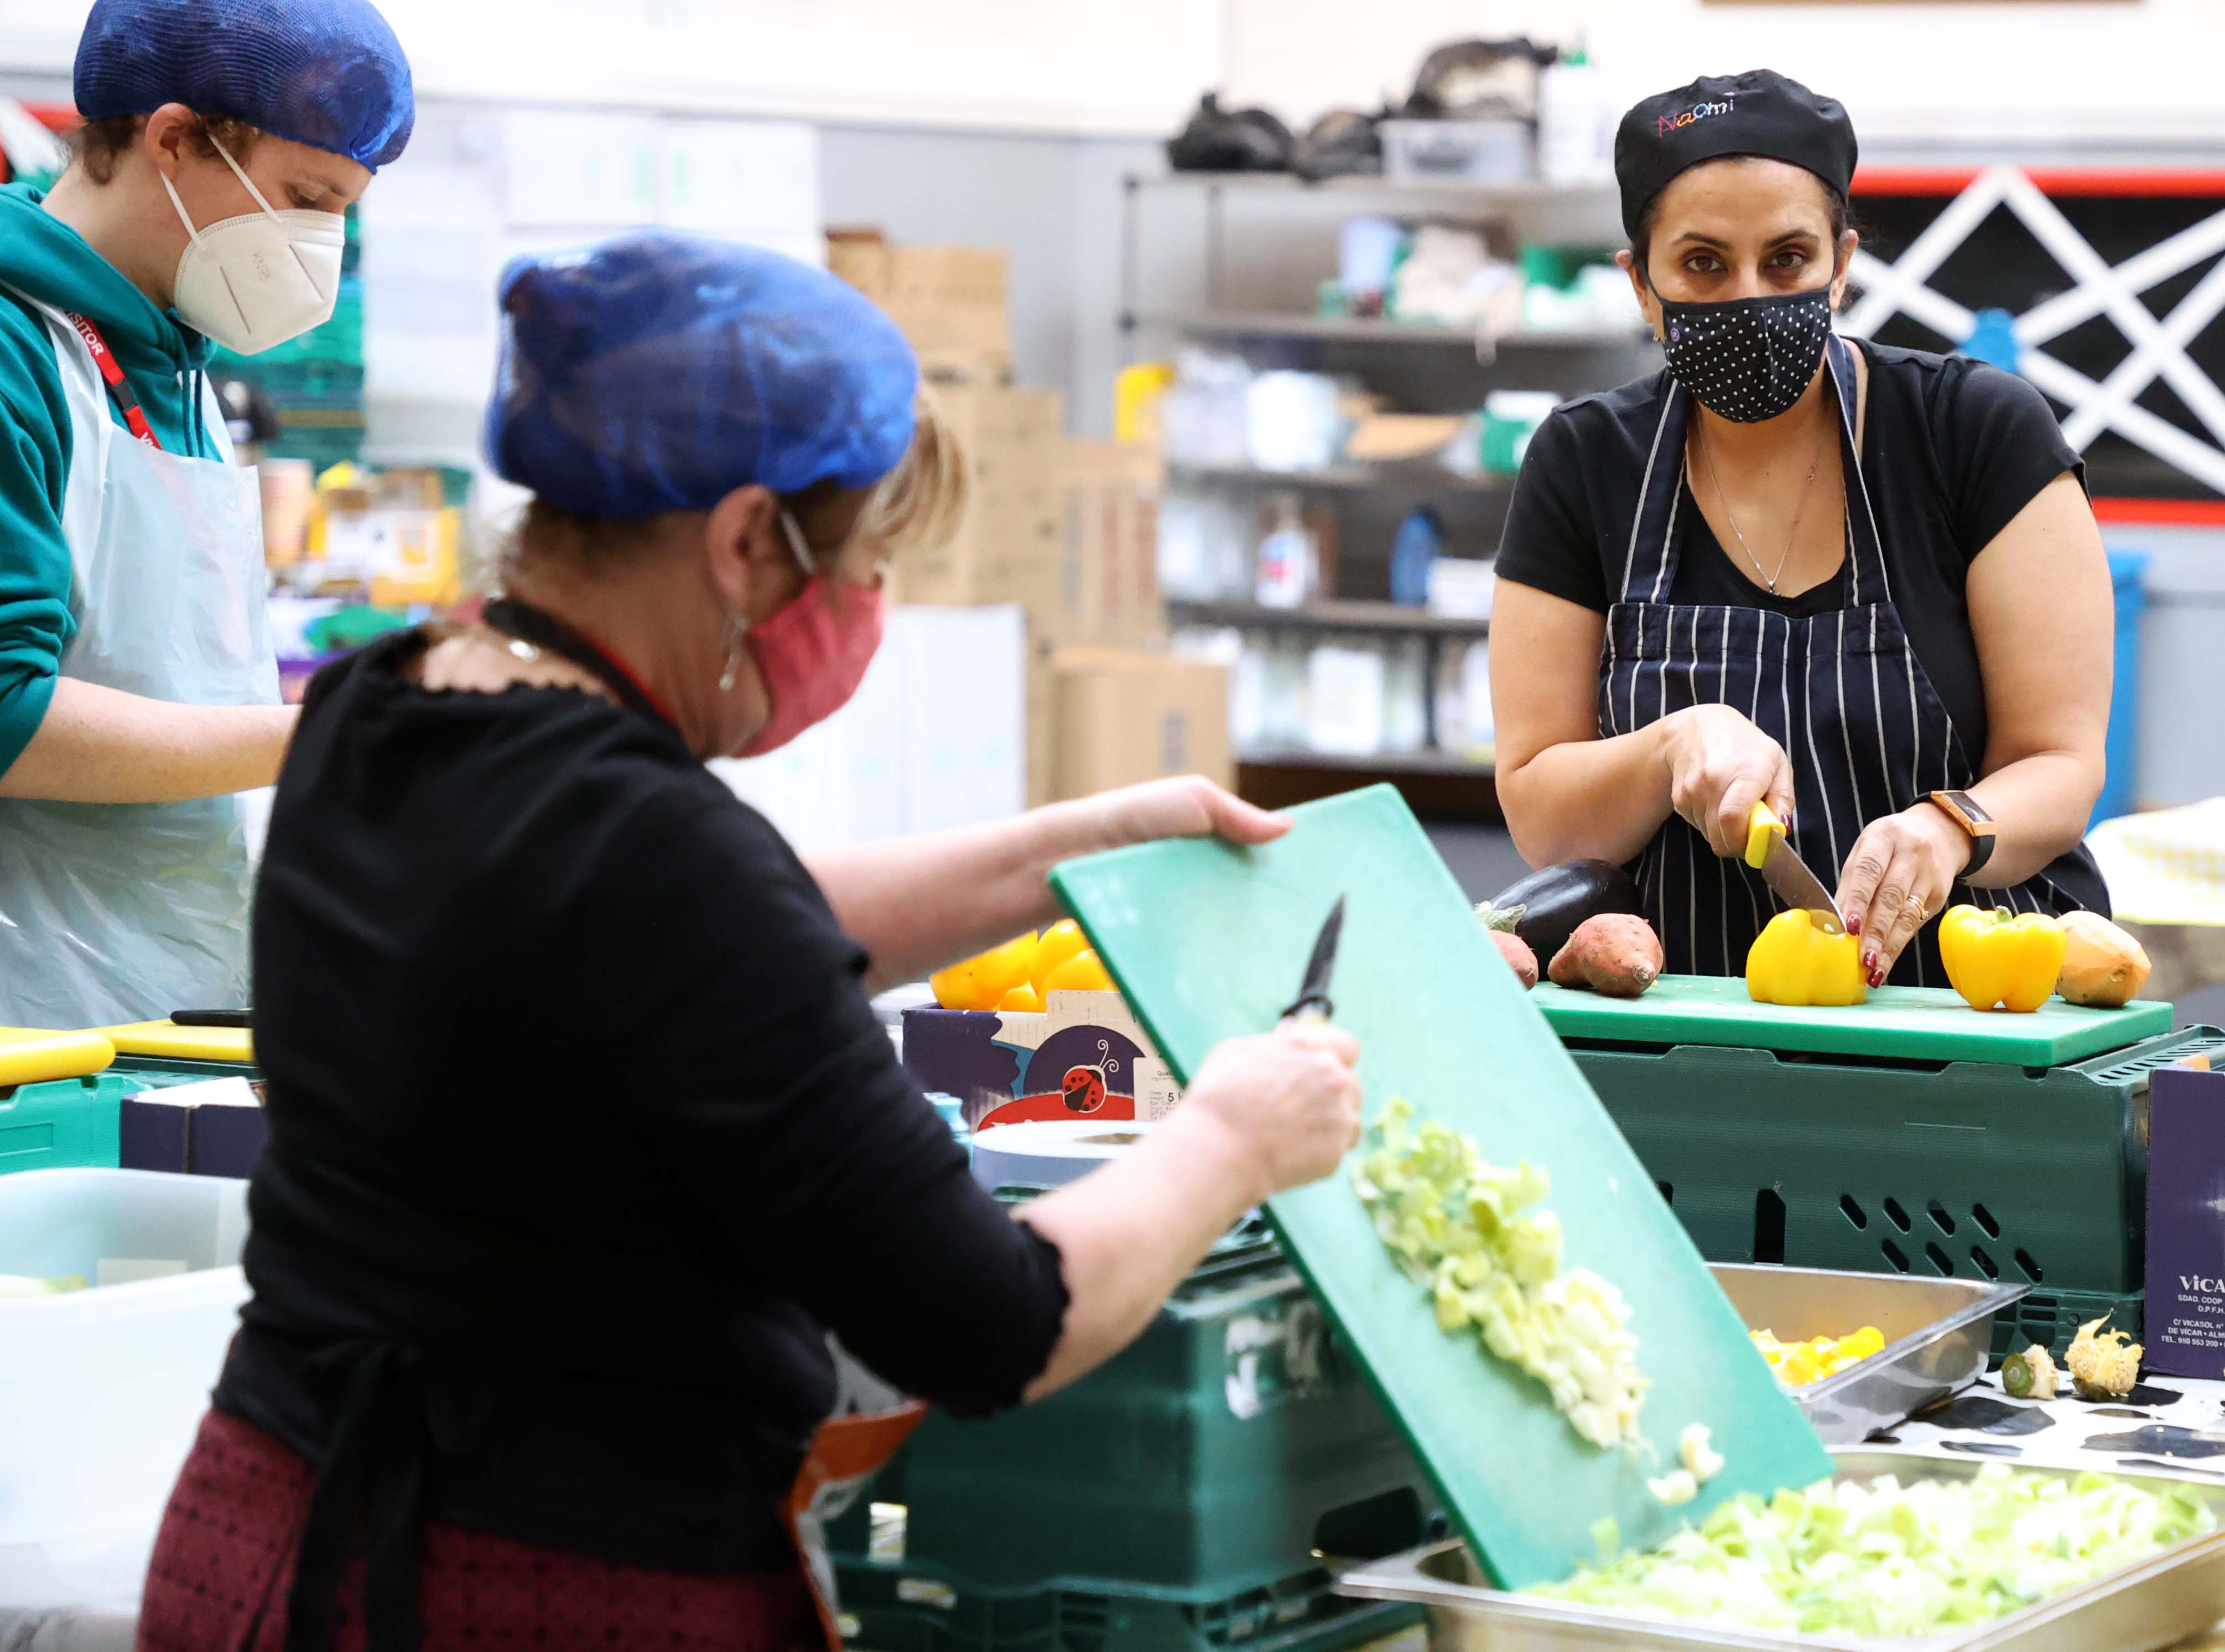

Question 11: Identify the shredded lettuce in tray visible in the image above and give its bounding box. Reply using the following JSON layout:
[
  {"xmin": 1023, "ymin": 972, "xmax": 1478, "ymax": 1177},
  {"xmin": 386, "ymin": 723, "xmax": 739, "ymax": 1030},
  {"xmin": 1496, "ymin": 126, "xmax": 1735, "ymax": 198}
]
[{"xmin": 1525, "ymin": 1463, "xmax": 2216, "ymax": 1639}]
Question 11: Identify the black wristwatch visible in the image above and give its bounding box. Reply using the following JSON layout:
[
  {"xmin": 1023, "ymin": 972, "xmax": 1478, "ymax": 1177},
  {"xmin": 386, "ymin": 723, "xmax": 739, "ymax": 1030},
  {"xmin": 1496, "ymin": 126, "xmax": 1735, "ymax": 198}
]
[{"xmin": 1927, "ymin": 790, "xmax": 1997, "ymax": 878}]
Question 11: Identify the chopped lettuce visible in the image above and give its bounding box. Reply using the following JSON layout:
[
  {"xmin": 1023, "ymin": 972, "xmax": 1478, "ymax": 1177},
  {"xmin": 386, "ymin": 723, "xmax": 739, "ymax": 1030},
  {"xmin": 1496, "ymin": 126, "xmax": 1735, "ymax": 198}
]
[
  {"xmin": 1355, "ymin": 1097, "xmax": 1649, "ymax": 1450},
  {"xmin": 1526, "ymin": 1464, "xmax": 2216, "ymax": 1638},
  {"xmin": 1679, "ymin": 1423, "xmax": 1724, "ymax": 1483}
]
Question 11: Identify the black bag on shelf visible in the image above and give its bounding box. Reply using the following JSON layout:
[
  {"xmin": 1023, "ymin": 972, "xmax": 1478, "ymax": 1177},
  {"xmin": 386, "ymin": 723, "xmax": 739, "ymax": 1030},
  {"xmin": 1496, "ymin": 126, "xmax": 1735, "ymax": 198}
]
[
  {"xmin": 1401, "ymin": 37, "xmax": 1556, "ymax": 122},
  {"xmin": 1292, "ymin": 109, "xmax": 1384, "ymax": 183},
  {"xmin": 1165, "ymin": 92, "xmax": 1296, "ymax": 174}
]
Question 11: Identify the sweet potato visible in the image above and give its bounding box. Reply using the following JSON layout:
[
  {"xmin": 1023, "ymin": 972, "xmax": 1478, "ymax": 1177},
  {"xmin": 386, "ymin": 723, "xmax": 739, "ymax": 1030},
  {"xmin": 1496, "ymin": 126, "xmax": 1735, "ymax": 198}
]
[
  {"xmin": 1548, "ymin": 914, "xmax": 1664, "ymax": 998},
  {"xmin": 1488, "ymin": 929, "xmax": 1539, "ymax": 989},
  {"xmin": 2056, "ymin": 910, "xmax": 2151, "ymax": 1008}
]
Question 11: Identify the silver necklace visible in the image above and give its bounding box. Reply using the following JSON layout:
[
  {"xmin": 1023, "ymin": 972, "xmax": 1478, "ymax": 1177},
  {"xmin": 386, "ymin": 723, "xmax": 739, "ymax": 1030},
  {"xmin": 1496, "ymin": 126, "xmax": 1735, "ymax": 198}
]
[{"xmin": 1697, "ymin": 421, "xmax": 1829, "ymax": 595}]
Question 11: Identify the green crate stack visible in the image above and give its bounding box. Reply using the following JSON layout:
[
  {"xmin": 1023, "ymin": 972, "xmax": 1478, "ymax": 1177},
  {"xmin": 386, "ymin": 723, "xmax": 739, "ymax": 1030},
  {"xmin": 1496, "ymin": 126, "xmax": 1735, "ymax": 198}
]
[
  {"xmin": 834, "ymin": 1554, "xmax": 1418, "ymax": 1652},
  {"xmin": 830, "ymin": 1220, "xmax": 1431, "ymax": 1652},
  {"xmin": 0, "ymin": 1060, "xmax": 258, "ymax": 1176},
  {"xmin": 1569, "ymin": 1024, "xmax": 2225, "ymax": 1359},
  {"xmin": 211, "ymin": 206, "xmax": 365, "ymax": 471}
]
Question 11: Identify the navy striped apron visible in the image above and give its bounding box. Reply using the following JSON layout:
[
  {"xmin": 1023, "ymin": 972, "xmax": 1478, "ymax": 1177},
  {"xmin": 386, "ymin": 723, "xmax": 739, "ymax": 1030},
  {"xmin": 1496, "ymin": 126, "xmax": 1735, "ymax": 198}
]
[{"xmin": 1599, "ymin": 336, "xmax": 2089, "ymax": 986}]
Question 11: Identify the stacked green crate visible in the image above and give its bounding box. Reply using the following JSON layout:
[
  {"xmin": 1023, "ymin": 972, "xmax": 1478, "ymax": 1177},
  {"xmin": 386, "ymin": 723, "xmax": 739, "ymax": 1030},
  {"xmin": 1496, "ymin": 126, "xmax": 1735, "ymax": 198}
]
[
  {"xmin": 209, "ymin": 205, "xmax": 365, "ymax": 472},
  {"xmin": 0, "ymin": 1061, "xmax": 257, "ymax": 1175},
  {"xmin": 830, "ymin": 1219, "xmax": 1432, "ymax": 1652},
  {"xmin": 1568, "ymin": 1025, "xmax": 2225, "ymax": 1359}
]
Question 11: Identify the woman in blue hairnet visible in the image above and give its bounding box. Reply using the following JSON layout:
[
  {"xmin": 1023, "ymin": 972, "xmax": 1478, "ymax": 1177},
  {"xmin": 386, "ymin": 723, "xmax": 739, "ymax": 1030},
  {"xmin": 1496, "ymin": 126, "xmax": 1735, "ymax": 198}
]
[
  {"xmin": 0, "ymin": 0, "xmax": 410, "ymax": 1028},
  {"xmin": 136, "ymin": 230, "xmax": 1363, "ymax": 1651}
]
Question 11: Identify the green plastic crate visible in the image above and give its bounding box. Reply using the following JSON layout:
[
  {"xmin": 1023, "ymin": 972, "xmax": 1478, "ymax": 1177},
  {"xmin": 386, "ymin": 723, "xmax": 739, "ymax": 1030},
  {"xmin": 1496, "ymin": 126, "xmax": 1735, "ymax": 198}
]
[
  {"xmin": 1568, "ymin": 1025, "xmax": 2222, "ymax": 1330},
  {"xmin": 861, "ymin": 1221, "xmax": 1433, "ymax": 1603},
  {"xmin": 0, "ymin": 1061, "xmax": 253, "ymax": 1176},
  {"xmin": 834, "ymin": 1550, "xmax": 1418, "ymax": 1652},
  {"xmin": 109, "ymin": 1052, "xmax": 259, "ymax": 1084},
  {"xmin": 1990, "ymin": 1287, "xmax": 2145, "ymax": 1362}
]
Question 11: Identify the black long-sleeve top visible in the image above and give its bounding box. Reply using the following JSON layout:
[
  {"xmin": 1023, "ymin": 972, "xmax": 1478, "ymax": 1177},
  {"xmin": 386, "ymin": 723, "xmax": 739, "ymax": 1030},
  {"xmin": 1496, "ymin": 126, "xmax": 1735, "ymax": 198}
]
[{"xmin": 213, "ymin": 628, "xmax": 1068, "ymax": 1574}]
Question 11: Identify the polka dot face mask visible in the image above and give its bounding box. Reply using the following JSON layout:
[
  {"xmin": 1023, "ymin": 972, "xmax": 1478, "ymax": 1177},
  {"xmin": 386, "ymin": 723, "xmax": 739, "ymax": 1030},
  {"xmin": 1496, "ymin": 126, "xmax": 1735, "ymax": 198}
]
[{"xmin": 1656, "ymin": 284, "xmax": 1836, "ymax": 423}]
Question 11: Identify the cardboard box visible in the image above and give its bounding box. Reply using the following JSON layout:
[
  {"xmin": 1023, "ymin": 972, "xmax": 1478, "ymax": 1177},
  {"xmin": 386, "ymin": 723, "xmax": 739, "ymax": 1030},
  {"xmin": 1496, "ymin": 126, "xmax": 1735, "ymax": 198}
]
[
  {"xmin": 903, "ymin": 989, "xmax": 1183, "ymax": 1130},
  {"xmin": 119, "ymin": 1077, "xmax": 269, "ymax": 1179},
  {"xmin": 892, "ymin": 381, "xmax": 1065, "ymax": 611},
  {"xmin": 827, "ymin": 228, "xmax": 1010, "ymax": 355},
  {"xmin": 1053, "ymin": 441, "xmax": 1164, "ymax": 649},
  {"xmin": 1050, "ymin": 648, "xmax": 1231, "ymax": 801},
  {"xmin": 2147, "ymin": 1064, "xmax": 2225, "ymax": 1376}
]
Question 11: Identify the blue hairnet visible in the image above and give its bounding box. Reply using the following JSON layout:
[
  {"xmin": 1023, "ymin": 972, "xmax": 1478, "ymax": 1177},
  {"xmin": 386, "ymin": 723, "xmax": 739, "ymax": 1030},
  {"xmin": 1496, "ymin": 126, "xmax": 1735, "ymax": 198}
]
[
  {"xmin": 485, "ymin": 230, "xmax": 920, "ymax": 518},
  {"xmin": 75, "ymin": 0, "xmax": 414, "ymax": 171}
]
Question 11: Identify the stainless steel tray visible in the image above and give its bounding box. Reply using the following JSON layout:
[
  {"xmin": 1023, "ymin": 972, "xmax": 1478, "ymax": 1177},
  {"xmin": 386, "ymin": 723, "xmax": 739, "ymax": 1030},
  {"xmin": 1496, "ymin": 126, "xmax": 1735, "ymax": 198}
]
[
  {"xmin": 1338, "ymin": 1453, "xmax": 2225, "ymax": 1650},
  {"xmin": 1710, "ymin": 1263, "xmax": 2028, "ymax": 1443}
]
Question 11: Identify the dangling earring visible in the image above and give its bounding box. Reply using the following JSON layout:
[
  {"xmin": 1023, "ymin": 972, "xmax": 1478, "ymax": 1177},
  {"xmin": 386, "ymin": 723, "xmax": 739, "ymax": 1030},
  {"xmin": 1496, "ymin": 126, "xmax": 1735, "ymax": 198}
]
[{"xmin": 719, "ymin": 618, "xmax": 746, "ymax": 693}]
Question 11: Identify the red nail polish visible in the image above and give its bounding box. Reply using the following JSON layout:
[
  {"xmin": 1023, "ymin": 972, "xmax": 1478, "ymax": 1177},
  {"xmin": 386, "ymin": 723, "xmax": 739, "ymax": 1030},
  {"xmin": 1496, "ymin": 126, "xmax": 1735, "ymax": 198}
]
[{"xmin": 1846, "ymin": 914, "xmax": 1861, "ymax": 936}]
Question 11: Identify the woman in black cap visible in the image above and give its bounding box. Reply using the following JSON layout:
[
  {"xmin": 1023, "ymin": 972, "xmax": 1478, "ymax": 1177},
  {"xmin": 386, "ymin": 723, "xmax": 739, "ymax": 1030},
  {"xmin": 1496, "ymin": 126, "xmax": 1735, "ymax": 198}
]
[{"xmin": 1491, "ymin": 69, "xmax": 2112, "ymax": 988}]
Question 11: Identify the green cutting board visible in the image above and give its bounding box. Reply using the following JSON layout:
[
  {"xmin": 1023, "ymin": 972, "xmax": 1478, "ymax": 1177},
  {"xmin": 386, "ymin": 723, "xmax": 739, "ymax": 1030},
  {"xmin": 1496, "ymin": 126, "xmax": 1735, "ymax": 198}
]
[
  {"xmin": 1049, "ymin": 786, "xmax": 1832, "ymax": 1591},
  {"xmin": 1533, "ymin": 976, "xmax": 2171, "ymax": 1065}
]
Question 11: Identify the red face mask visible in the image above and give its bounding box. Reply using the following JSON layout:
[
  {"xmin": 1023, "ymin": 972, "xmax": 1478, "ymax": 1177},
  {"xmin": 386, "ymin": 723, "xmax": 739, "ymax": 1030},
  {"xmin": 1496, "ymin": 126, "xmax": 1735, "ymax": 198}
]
[{"xmin": 735, "ymin": 512, "xmax": 886, "ymax": 757}]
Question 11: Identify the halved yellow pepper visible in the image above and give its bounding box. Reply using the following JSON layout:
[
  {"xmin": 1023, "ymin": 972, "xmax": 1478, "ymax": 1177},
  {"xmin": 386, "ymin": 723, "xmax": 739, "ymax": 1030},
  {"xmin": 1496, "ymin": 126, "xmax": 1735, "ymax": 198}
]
[
  {"xmin": 1938, "ymin": 904, "xmax": 2066, "ymax": 1013},
  {"xmin": 930, "ymin": 931, "xmax": 1039, "ymax": 1011},
  {"xmin": 1746, "ymin": 908, "xmax": 1867, "ymax": 1006}
]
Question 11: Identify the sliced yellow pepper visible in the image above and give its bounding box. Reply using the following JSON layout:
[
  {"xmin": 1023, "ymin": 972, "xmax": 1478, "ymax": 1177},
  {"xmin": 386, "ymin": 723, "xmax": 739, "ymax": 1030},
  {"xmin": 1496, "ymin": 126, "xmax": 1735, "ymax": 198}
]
[
  {"xmin": 1745, "ymin": 908, "xmax": 1867, "ymax": 1007},
  {"xmin": 1937, "ymin": 904, "xmax": 2066, "ymax": 1013},
  {"xmin": 930, "ymin": 931, "xmax": 1039, "ymax": 1011}
]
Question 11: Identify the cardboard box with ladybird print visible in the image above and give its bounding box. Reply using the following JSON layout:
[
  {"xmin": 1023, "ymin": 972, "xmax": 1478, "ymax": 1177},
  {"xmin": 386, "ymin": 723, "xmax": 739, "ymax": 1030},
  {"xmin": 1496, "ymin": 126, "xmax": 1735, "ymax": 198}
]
[{"xmin": 902, "ymin": 990, "xmax": 1184, "ymax": 1132}]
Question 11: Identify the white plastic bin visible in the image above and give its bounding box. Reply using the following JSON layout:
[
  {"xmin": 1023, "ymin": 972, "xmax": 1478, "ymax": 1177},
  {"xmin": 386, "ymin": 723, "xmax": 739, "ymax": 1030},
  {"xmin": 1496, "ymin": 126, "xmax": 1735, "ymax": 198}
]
[
  {"xmin": 0, "ymin": 1170, "xmax": 249, "ymax": 1610},
  {"xmin": 1380, "ymin": 119, "xmax": 1533, "ymax": 184}
]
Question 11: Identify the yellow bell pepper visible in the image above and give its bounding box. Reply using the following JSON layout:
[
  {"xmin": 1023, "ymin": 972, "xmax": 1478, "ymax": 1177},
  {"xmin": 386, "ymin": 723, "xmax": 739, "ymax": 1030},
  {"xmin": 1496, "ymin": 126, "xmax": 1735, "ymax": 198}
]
[
  {"xmin": 930, "ymin": 931, "xmax": 1039, "ymax": 1012},
  {"xmin": 1042, "ymin": 947, "xmax": 1114, "ymax": 994},
  {"xmin": 1028, "ymin": 919, "xmax": 1091, "ymax": 995},
  {"xmin": 1745, "ymin": 909, "xmax": 1867, "ymax": 1006},
  {"xmin": 1938, "ymin": 904, "xmax": 2066, "ymax": 1013}
]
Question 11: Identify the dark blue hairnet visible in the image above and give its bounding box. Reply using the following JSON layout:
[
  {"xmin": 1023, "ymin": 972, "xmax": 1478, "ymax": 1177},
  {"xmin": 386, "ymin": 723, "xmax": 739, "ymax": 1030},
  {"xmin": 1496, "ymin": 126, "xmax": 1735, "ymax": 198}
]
[
  {"xmin": 485, "ymin": 230, "xmax": 920, "ymax": 518},
  {"xmin": 75, "ymin": 0, "xmax": 414, "ymax": 171}
]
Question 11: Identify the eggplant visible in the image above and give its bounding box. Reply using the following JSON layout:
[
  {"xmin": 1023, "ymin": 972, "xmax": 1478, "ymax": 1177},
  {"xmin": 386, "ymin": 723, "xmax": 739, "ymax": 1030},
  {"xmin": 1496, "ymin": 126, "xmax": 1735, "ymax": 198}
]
[{"xmin": 1475, "ymin": 859, "xmax": 1644, "ymax": 968}]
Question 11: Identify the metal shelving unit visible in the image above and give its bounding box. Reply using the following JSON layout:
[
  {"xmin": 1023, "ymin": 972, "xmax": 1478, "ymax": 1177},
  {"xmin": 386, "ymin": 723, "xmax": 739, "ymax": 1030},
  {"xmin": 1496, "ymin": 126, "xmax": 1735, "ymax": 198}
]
[
  {"xmin": 1126, "ymin": 169, "xmax": 1638, "ymax": 817},
  {"xmin": 1165, "ymin": 461, "xmax": 1506, "ymax": 496},
  {"xmin": 1169, "ymin": 311, "xmax": 1645, "ymax": 351},
  {"xmin": 1238, "ymin": 748, "xmax": 1491, "ymax": 776},
  {"xmin": 1168, "ymin": 598, "xmax": 1489, "ymax": 639}
]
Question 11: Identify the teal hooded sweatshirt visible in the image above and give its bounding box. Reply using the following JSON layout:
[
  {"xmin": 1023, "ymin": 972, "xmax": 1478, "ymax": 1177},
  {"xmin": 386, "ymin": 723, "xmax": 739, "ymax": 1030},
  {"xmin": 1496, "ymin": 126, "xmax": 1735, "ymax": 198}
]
[{"xmin": 0, "ymin": 181, "xmax": 220, "ymax": 773}]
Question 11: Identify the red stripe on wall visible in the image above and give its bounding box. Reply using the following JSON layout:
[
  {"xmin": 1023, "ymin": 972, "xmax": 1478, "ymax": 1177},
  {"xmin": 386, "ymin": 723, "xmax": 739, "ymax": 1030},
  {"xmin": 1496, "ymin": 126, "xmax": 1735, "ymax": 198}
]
[
  {"xmin": 1855, "ymin": 166, "xmax": 2225, "ymax": 198},
  {"xmin": 2091, "ymin": 497, "xmax": 2225, "ymax": 527}
]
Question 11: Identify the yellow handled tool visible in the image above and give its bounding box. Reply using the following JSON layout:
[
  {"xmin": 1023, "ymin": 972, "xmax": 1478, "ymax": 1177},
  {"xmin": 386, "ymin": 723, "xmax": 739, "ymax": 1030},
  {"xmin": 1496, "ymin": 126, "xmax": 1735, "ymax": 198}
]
[{"xmin": 0, "ymin": 1029, "xmax": 116, "ymax": 1087}]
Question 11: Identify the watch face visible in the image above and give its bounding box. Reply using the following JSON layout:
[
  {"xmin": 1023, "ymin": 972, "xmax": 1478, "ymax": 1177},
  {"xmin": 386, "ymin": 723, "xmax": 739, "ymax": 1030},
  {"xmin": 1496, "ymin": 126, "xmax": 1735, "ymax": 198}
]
[{"xmin": 1935, "ymin": 790, "xmax": 1993, "ymax": 831}]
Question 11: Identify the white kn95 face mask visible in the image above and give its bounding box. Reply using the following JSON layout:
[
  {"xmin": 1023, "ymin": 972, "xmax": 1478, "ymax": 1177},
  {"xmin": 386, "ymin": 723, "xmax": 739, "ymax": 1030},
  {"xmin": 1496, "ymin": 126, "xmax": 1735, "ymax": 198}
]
[{"xmin": 160, "ymin": 133, "xmax": 343, "ymax": 355}]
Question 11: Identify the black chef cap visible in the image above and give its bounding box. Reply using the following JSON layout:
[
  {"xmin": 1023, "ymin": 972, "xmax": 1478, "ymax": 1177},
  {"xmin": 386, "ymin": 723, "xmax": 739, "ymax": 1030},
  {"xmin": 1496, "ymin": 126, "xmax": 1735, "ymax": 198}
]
[{"xmin": 1615, "ymin": 70, "xmax": 1858, "ymax": 248}]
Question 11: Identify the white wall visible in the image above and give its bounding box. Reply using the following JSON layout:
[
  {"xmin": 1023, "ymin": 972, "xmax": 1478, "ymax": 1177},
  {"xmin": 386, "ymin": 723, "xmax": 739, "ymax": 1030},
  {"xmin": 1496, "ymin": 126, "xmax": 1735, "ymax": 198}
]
[
  {"xmin": 1222, "ymin": 0, "xmax": 2225, "ymax": 145},
  {"xmin": 11, "ymin": 0, "xmax": 2216, "ymax": 142},
  {"xmin": 0, "ymin": 0, "xmax": 1220, "ymax": 135}
]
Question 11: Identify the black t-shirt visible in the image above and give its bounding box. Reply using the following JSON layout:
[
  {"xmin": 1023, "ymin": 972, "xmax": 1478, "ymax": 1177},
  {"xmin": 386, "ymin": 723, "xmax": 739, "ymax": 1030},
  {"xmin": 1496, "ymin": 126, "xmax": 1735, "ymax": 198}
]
[
  {"xmin": 215, "ymin": 630, "xmax": 1068, "ymax": 1574},
  {"xmin": 1494, "ymin": 340, "xmax": 2084, "ymax": 767}
]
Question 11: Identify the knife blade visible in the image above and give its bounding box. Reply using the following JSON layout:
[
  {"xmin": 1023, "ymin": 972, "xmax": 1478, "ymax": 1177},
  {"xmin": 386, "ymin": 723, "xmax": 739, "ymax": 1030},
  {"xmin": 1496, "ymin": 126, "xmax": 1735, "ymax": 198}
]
[
  {"xmin": 1745, "ymin": 803, "xmax": 1844, "ymax": 935},
  {"xmin": 1282, "ymin": 894, "xmax": 1346, "ymax": 1024}
]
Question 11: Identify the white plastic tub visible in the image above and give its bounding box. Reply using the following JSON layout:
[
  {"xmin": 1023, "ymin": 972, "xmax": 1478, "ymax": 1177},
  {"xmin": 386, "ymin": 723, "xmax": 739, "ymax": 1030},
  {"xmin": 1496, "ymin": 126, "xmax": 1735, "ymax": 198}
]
[
  {"xmin": 1380, "ymin": 118, "xmax": 1534, "ymax": 183},
  {"xmin": 0, "ymin": 1170, "xmax": 249, "ymax": 1609}
]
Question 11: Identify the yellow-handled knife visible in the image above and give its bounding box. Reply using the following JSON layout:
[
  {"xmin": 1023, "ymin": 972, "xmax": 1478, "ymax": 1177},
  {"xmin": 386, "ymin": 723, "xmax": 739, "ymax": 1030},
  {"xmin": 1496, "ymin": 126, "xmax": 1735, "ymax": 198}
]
[{"xmin": 1745, "ymin": 802, "xmax": 1845, "ymax": 936}]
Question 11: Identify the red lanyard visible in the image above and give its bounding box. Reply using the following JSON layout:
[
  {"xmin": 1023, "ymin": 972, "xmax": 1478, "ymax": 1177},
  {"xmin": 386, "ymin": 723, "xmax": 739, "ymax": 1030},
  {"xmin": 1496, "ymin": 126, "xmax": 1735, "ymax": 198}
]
[{"xmin": 64, "ymin": 312, "xmax": 162, "ymax": 451}]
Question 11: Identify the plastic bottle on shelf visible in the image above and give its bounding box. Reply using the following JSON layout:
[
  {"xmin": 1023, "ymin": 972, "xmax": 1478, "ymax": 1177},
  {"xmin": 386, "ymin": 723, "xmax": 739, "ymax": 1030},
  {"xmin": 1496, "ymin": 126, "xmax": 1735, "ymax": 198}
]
[
  {"xmin": 1255, "ymin": 493, "xmax": 1318, "ymax": 609},
  {"xmin": 1382, "ymin": 639, "xmax": 1429, "ymax": 753},
  {"xmin": 1389, "ymin": 505, "xmax": 1442, "ymax": 607},
  {"xmin": 1539, "ymin": 41, "xmax": 1614, "ymax": 186}
]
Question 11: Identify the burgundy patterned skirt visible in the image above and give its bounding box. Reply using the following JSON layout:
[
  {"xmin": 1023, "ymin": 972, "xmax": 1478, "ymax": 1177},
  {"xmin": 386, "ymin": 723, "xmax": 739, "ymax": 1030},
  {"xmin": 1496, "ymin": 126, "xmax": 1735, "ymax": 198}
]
[{"xmin": 138, "ymin": 1408, "xmax": 823, "ymax": 1652}]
